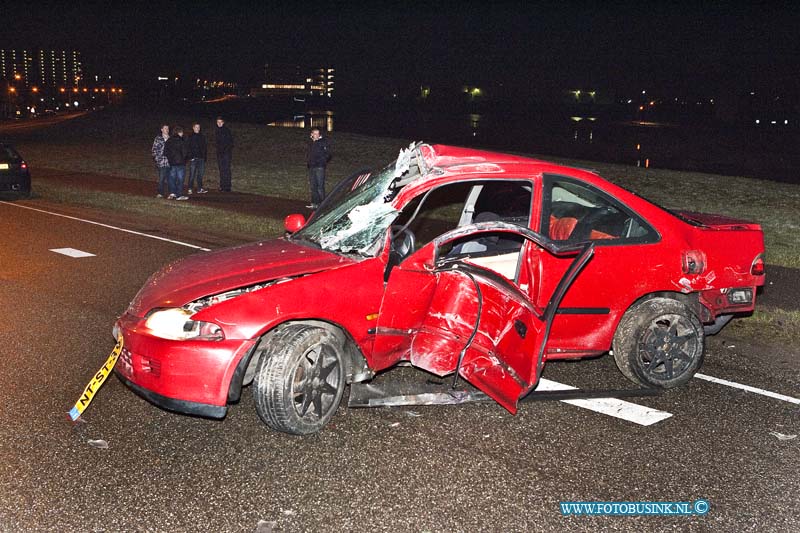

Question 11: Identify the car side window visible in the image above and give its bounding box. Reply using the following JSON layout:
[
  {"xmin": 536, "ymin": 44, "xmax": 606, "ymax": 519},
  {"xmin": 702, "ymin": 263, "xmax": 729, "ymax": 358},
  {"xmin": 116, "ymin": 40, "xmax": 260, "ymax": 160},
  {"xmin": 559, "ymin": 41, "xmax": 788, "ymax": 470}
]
[
  {"xmin": 396, "ymin": 182, "xmax": 473, "ymax": 250},
  {"xmin": 542, "ymin": 175, "xmax": 656, "ymax": 244},
  {"xmin": 471, "ymin": 181, "xmax": 532, "ymax": 227},
  {"xmin": 395, "ymin": 180, "xmax": 532, "ymax": 281}
]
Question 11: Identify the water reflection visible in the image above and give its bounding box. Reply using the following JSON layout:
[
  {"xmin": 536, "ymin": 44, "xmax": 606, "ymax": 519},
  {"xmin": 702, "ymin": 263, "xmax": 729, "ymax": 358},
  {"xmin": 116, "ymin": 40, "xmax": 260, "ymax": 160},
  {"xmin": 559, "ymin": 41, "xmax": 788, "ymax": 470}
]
[
  {"xmin": 572, "ymin": 129, "xmax": 594, "ymax": 143},
  {"xmin": 469, "ymin": 113, "xmax": 481, "ymax": 137},
  {"xmin": 224, "ymin": 101, "xmax": 800, "ymax": 182},
  {"xmin": 571, "ymin": 116, "xmax": 596, "ymax": 144},
  {"xmin": 269, "ymin": 111, "xmax": 334, "ymax": 132}
]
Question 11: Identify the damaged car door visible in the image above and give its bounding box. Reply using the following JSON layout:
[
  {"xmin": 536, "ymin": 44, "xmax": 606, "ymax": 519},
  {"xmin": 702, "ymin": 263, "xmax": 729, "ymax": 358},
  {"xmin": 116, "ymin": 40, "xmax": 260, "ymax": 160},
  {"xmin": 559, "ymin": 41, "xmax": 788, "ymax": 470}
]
[{"xmin": 374, "ymin": 222, "xmax": 594, "ymax": 413}]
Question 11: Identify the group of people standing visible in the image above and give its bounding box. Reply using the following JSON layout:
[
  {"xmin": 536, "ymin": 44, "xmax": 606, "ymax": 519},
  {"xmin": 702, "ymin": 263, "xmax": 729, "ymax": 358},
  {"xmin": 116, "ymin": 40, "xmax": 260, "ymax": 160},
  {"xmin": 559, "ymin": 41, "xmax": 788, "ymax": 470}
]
[
  {"xmin": 151, "ymin": 116, "xmax": 234, "ymax": 200},
  {"xmin": 151, "ymin": 117, "xmax": 332, "ymax": 209}
]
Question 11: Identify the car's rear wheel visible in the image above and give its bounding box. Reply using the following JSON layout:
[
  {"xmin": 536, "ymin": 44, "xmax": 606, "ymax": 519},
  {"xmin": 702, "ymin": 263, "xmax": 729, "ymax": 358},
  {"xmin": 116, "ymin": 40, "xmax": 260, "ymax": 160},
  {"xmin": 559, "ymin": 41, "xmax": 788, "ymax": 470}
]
[
  {"xmin": 613, "ymin": 298, "xmax": 705, "ymax": 388},
  {"xmin": 253, "ymin": 325, "xmax": 346, "ymax": 435}
]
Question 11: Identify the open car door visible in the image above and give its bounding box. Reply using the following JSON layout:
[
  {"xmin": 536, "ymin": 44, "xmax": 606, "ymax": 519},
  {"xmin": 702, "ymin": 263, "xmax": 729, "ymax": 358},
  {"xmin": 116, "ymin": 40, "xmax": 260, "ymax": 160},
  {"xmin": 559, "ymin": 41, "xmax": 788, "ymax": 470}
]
[{"xmin": 374, "ymin": 222, "xmax": 594, "ymax": 413}]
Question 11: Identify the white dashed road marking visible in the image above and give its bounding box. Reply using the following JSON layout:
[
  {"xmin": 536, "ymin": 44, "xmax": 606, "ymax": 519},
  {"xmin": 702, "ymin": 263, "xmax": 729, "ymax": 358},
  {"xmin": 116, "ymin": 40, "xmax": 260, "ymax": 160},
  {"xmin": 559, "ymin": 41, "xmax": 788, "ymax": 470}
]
[
  {"xmin": 50, "ymin": 247, "xmax": 96, "ymax": 258},
  {"xmin": 695, "ymin": 373, "xmax": 800, "ymax": 405},
  {"xmin": 537, "ymin": 379, "xmax": 674, "ymax": 426}
]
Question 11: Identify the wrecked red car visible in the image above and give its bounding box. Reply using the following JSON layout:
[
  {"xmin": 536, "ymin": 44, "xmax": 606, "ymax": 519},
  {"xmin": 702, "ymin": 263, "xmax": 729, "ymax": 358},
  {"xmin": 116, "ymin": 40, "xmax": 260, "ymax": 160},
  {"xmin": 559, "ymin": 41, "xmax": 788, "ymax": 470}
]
[{"xmin": 114, "ymin": 143, "xmax": 766, "ymax": 434}]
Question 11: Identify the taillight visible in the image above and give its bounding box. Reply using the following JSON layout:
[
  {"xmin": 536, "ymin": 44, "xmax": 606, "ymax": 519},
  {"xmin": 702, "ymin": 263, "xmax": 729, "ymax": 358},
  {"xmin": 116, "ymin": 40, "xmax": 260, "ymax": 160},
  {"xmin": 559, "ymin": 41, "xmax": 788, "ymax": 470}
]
[
  {"xmin": 751, "ymin": 254, "xmax": 765, "ymax": 276},
  {"xmin": 20, "ymin": 161, "xmax": 27, "ymax": 169},
  {"xmin": 682, "ymin": 250, "xmax": 706, "ymax": 274}
]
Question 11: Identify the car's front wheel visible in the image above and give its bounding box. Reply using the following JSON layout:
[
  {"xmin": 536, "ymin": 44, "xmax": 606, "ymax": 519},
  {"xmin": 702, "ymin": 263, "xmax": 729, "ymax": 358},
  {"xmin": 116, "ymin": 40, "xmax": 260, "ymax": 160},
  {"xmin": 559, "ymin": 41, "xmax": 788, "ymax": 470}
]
[
  {"xmin": 253, "ymin": 325, "xmax": 346, "ymax": 435},
  {"xmin": 613, "ymin": 298, "xmax": 705, "ymax": 388}
]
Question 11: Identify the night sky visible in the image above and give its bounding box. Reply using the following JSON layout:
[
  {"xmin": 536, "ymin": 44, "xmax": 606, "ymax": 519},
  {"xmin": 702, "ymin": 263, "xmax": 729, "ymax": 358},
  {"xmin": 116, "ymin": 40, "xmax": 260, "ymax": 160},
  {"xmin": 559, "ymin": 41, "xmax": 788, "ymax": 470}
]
[{"xmin": 4, "ymin": 0, "xmax": 799, "ymax": 97}]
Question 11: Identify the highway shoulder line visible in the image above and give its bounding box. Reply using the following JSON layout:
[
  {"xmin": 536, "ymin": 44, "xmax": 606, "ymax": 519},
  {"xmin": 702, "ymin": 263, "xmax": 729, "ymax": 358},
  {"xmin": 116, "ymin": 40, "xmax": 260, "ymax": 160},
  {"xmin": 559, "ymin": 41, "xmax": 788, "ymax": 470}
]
[
  {"xmin": 694, "ymin": 373, "xmax": 800, "ymax": 405},
  {"xmin": 1, "ymin": 201, "xmax": 211, "ymax": 251}
]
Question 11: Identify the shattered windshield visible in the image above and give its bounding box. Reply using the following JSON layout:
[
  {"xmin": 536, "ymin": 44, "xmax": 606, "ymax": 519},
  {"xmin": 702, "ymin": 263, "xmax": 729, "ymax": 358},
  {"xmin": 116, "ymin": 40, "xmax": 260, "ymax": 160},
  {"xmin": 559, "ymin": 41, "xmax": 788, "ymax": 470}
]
[{"xmin": 291, "ymin": 158, "xmax": 402, "ymax": 255}]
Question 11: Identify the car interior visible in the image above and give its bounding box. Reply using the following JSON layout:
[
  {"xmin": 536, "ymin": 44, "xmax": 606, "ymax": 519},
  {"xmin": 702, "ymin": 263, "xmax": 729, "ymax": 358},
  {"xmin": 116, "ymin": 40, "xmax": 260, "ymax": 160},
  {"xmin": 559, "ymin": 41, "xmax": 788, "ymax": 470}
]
[
  {"xmin": 544, "ymin": 177, "xmax": 652, "ymax": 242},
  {"xmin": 393, "ymin": 180, "xmax": 532, "ymax": 281}
]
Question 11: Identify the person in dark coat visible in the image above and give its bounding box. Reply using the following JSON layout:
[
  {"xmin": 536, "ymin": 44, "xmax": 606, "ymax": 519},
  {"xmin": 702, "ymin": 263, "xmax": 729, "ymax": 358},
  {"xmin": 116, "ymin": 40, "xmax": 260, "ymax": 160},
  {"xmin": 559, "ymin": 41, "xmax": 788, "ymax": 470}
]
[
  {"xmin": 164, "ymin": 125, "xmax": 188, "ymax": 200},
  {"xmin": 306, "ymin": 126, "xmax": 331, "ymax": 209},
  {"xmin": 186, "ymin": 123, "xmax": 208, "ymax": 194},
  {"xmin": 215, "ymin": 116, "xmax": 234, "ymax": 192}
]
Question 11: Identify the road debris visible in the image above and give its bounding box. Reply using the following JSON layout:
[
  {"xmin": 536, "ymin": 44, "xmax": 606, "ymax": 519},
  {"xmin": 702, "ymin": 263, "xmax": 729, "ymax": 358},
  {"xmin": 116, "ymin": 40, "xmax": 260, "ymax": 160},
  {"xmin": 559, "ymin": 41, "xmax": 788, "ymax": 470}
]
[
  {"xmin": 255, "ymin": 520, "xmax": 277, "ymax": 532},
  {"xmin": 769, "ymin": 431, "xmax": 797, "ymax": 441},
  {"xmin": 88, "ymin": 439, "xmax": 109, "ymax": 449}
]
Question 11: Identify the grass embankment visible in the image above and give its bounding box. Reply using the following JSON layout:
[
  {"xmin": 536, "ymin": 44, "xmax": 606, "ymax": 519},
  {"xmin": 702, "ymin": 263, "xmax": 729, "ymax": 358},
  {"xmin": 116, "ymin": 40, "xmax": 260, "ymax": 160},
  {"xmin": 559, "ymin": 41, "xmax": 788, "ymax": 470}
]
[
  {"xmin": 12, "ymin": 107, "xmax": 800, "ymax": 268},
  {"xmin": 728, "ymin": 307, "xmax": 800, "ymax": 345},
  {"xmin": 30, "ymin": 179, "xmax": 288, "ymax": 237},
  {"xmin": 14, "ymin": 108, "xmax": 406, "ymax": 239}
]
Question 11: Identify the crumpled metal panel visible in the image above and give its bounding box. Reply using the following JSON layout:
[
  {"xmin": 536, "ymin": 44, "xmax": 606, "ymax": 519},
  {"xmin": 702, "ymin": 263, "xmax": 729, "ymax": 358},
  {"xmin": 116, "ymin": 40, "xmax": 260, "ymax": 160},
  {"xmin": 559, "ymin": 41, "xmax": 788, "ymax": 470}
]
[{"xmin": 408, "ymin": 268, "xmax": 541, "ymax": 411}]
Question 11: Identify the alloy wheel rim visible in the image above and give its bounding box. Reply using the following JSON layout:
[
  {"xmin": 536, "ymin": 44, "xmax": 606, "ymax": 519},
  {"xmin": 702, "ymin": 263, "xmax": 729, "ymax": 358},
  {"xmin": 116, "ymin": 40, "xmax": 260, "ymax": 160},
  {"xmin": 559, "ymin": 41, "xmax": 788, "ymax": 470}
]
[
  {"xmin": 636, "ymin": 314, "xmax": 699, "ymax": 381},
  {"xmin": 291, "ymin": 343, "xmax": 340, "ymax": 420}
]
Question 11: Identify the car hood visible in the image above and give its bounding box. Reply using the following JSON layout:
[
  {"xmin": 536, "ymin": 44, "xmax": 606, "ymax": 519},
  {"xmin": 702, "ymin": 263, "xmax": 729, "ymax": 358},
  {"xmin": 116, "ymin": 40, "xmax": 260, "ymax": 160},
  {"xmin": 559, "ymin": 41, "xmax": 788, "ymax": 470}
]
[
  {"xmin": 674, "ymin": 210, "xmax": 761, "ymax": 230},
  {"xmin": 128, "ymin": 238, "xmax": 356, "ymax": 316}
]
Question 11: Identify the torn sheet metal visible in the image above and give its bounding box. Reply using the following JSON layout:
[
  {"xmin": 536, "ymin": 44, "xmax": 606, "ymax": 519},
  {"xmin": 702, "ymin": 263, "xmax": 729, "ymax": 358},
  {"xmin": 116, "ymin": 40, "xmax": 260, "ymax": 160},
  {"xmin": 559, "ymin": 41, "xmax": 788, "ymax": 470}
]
[
  {"xmin": 348, "ymin": 378, "xmax": 661, "ymax": 408},
  {"xmin": 393, "ymin": 142, "xmax": 418, "ymax": 178},
  {"xmin": 348, "ymin": 381, "xmax": 489, "ymax": 407}
]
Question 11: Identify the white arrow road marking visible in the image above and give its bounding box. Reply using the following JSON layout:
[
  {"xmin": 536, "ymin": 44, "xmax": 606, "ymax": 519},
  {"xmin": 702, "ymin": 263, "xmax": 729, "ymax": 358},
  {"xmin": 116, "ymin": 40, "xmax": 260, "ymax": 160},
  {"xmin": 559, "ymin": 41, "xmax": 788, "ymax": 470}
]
[
  {"xmin": 537, "ymin": 378, "xmax": 673, "ymax": 426},
  {"xmin": 695, "ymin": 373, "xmax": 800, "ymax": 405},
  {"xmin": 50, "ymin": 247, "xmax": 96, "ymax": 258}
]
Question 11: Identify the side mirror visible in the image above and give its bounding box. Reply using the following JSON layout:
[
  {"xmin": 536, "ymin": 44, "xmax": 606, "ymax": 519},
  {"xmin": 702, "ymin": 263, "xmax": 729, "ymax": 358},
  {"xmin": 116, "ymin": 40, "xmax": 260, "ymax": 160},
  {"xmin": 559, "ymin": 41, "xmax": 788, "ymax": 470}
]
[{"xmin": 284, "ymin": 214, "xmax": 306, "ymax": 233}]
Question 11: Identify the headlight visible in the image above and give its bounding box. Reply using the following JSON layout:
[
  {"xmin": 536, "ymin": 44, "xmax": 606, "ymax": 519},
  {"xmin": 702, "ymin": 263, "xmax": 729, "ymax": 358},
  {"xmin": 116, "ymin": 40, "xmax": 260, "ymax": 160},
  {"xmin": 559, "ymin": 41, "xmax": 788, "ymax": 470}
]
[{"xmin": 144, "ymin": 308, "xmax": 224, "ymax": 341}]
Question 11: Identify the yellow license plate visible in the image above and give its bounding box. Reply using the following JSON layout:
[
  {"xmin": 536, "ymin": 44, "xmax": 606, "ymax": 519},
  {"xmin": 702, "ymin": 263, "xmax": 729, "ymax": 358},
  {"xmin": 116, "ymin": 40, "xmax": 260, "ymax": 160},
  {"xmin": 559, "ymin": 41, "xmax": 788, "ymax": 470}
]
[
  {"xmin": 68, "ymin": 337, "xmax": 123, "ymax": 421},
  {"xmin": 0, "ymin": 163, "xmax": 8, "ymax": 170}
]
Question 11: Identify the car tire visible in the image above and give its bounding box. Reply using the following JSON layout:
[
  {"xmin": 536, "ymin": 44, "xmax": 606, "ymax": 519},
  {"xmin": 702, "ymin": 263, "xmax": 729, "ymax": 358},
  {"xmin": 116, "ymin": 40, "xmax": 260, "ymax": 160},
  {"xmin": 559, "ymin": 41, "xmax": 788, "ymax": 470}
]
[
  {"xmin": 252, "ymin": 324, "xmax": 346, "ymax": 435},
  {"xmin": 612, "ymin": 297, "xmax": 705, "ymax": 388}
]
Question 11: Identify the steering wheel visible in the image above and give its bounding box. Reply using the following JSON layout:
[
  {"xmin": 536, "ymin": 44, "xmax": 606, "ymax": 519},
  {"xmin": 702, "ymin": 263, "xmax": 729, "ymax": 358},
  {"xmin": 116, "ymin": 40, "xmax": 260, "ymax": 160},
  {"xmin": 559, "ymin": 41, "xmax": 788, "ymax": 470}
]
[{"xmin": 390, "ymin": 225, "xmax": 416, "ymax": 258}]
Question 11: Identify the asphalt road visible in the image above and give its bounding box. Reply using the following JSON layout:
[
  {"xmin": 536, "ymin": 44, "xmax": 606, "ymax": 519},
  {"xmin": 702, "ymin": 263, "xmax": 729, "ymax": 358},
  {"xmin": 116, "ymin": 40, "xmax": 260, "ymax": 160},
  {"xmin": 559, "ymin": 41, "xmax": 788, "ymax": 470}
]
[
  {"xmin": 0, "ymin": 113, "xmax": 88, "ymax": 133},
  {"xmin": 0, "ymin": 197, "xmax": 798, "ymax": 532}
]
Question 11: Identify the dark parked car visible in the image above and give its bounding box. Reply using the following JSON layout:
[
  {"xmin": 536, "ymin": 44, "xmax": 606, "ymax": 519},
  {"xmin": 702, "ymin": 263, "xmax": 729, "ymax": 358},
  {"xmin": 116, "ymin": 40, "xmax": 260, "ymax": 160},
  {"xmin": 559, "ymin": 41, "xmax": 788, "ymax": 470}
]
[{"xmin": 0, "ymin": 142, "xmax": 31, "ymax": 197}]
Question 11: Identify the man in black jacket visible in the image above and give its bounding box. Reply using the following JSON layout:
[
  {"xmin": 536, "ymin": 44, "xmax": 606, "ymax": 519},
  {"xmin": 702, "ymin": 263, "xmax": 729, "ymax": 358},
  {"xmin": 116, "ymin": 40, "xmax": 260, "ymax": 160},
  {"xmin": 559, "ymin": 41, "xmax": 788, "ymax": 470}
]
[
  {"xmin": 215, "ymin": 116, "xmax": 234, "ymax": 192},
  {"xmin": 186, "ymin": 123, "xmax": 208, "ymax": 194},
  {"xmin": 164, "ymin": 126, "xmax": 188, "ymax": 200},
  {"xmin": 306, "ymin": 126, "xmax": 331, "ymax": 209}
]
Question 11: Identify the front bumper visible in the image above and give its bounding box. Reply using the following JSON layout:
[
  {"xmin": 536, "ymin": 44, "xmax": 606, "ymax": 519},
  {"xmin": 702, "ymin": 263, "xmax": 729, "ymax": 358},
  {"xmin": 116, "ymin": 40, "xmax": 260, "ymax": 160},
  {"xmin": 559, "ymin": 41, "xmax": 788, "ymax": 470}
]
[
  {"xmin": 116, "ymin": 373, "xmax": 227, "ymax": 418},
  {"xmin": 115, "ymin": 312, "xmax": 257, "ymax": 416}
]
